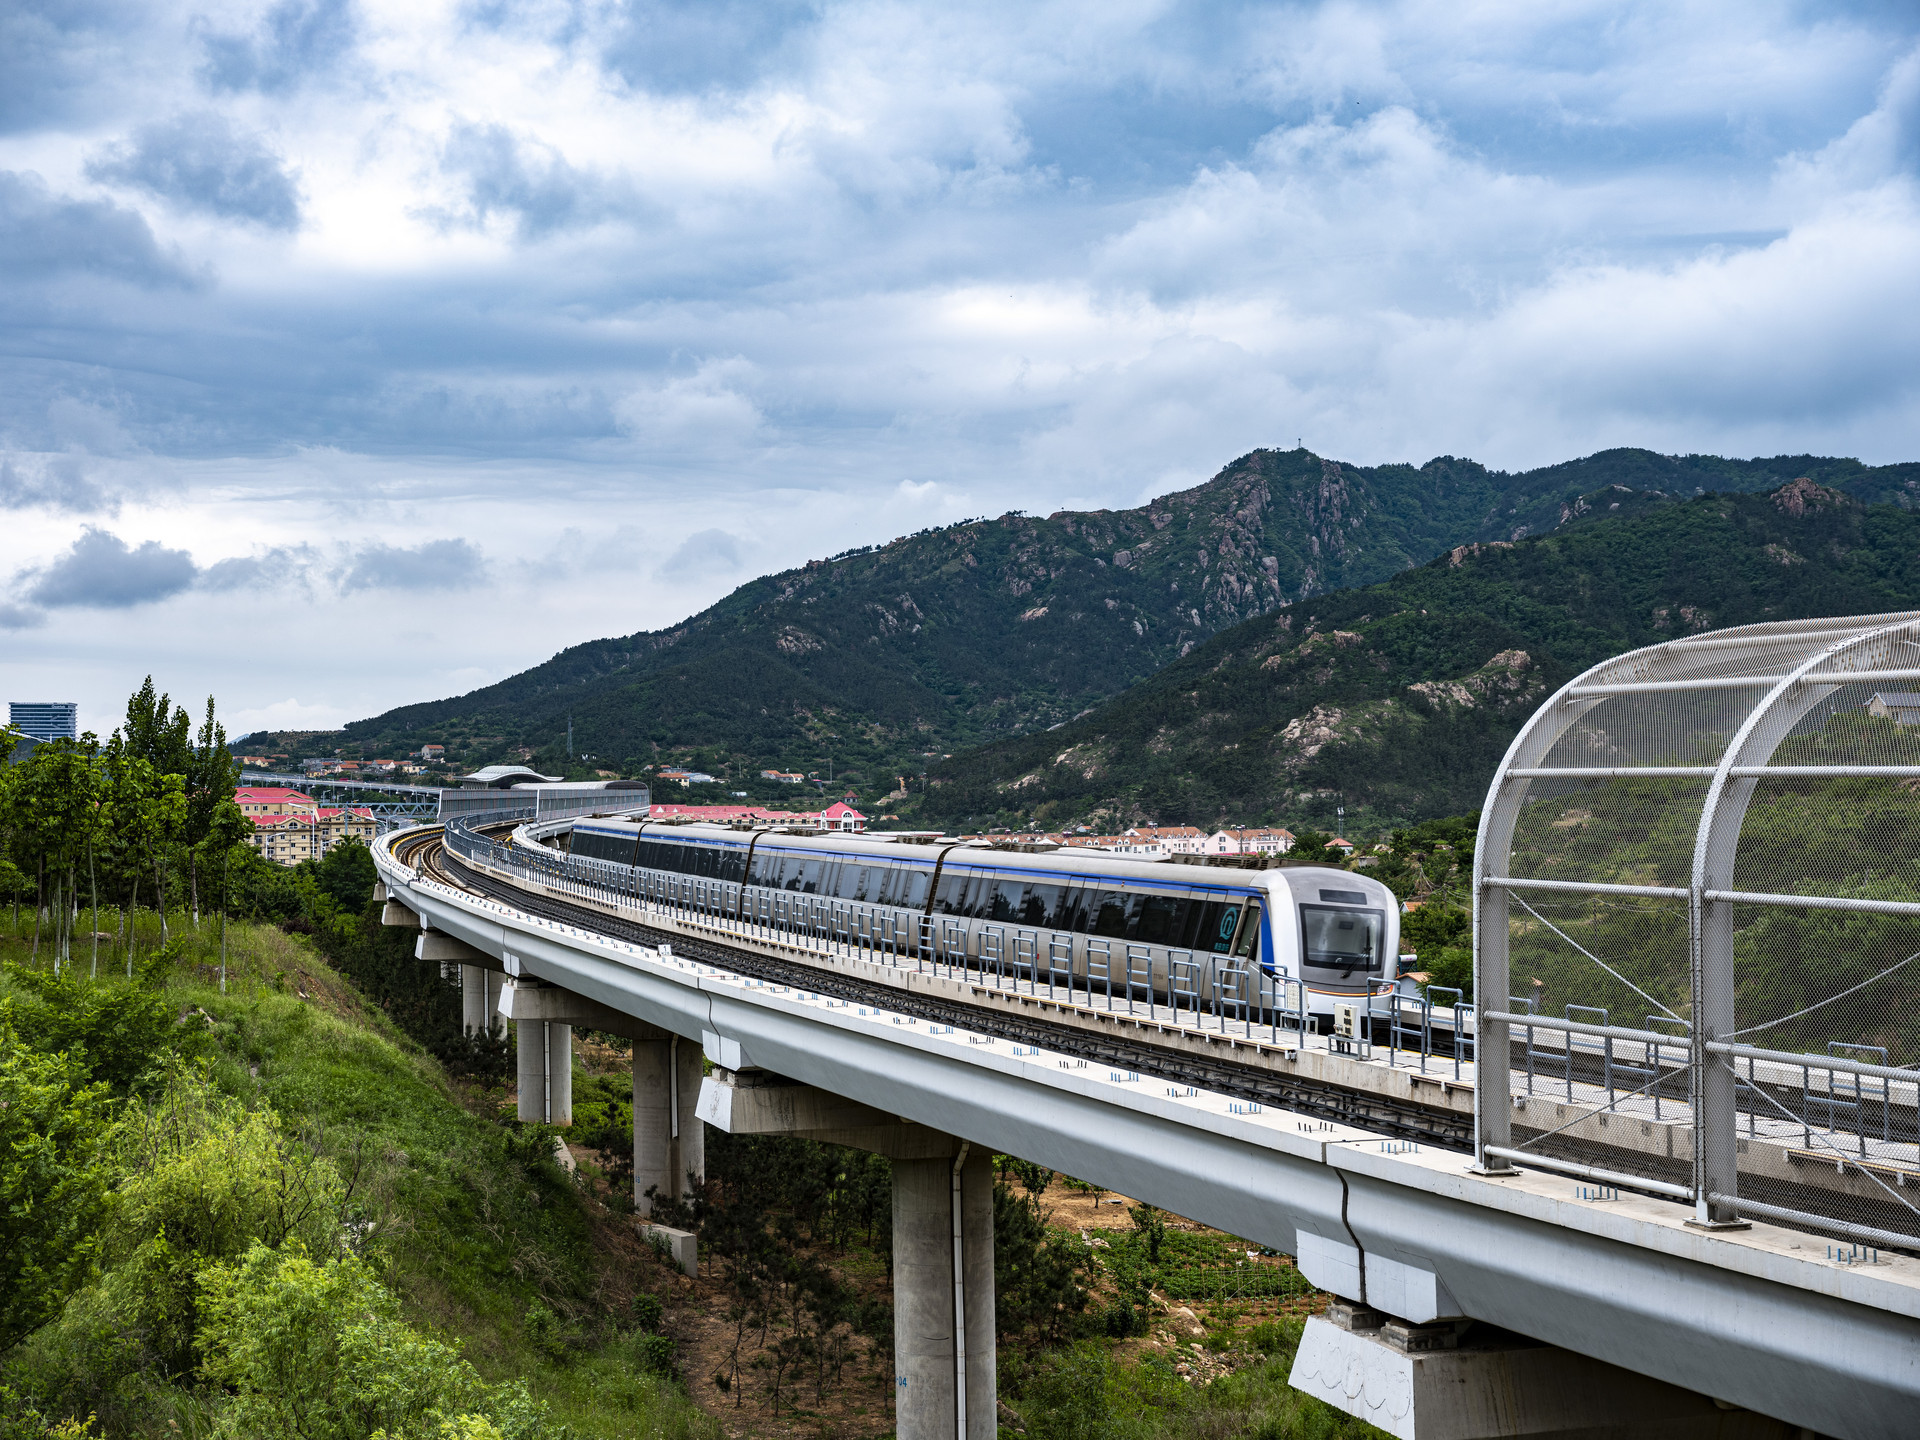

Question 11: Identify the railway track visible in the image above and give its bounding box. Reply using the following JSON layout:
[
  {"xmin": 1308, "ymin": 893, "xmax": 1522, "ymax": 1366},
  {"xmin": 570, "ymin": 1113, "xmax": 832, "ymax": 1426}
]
[{"xmin": 404, "ymin": 831, "xmax": 1476, "ymax": 1151}]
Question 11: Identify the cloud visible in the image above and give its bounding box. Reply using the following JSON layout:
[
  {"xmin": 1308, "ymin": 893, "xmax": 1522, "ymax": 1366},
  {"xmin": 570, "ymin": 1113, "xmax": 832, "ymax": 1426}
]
[
  {"xmin": 0, "ymin": 602, "xmax": 46, "ymax": 630},
  {"xmin": 201, "ymin": 545, "xmax": 317, "ymax": 591},
  {"xmin": 0, "ymin": 0, "xmax": 158, "ymax": 136},
  {"xmin": 658, "ymin": 527, "xmax": 746, "ymax": 577},
  {"xmin": 227, "ymin": 696, "xmax": 350, "ymax": 734},
  {"xmin": 25, "ymin": 527, "xmax": 197, "ymax": 608},
  {"xmin": 0, "ymin": 170, "xmax": 188, "ymax": 284},
  {"xmin": 433, "ymin": 122, "xmax": 615, "ymax": 240},
  {"xmin": 88, "ymin": 113, "xmax": 301, "ymax": 229},
  {"xmin": 0, "ymin": 453, "xmax": 114, "ymax": 512},
  {"xmin": 336, "ymin": 538, "xmax": 486, "ymax": 593},
  {"xmin": 199, "ymin": 0, "xmax": 355, "ymax": 95}
]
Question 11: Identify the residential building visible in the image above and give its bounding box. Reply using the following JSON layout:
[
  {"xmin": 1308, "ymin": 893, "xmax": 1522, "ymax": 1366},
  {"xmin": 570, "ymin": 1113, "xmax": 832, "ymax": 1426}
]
[
  {"xmin": 1203, "ymin": 827, "xmax": 1296, "ymax": 856},
  {"xmin": 418, "ymin": 744, "xmax": 445, "ymax": 761},
  {"xmin": 760, "ymin": 769, "xmax": 806, "ymax": 783},
  {"xmin": 1867, "ymin": 693, "xmax": 1920, "ymax": 725},
  {"xmin": 234, "ymin": 786, "xmax": 375, "ymax": 866},
  {"xmin": 9, "ymin": 702, "xmax": 78, "ymax": 742},
  {"xmin": 644, "ymin": 801, "xmax": 866, "ymax": 831}
]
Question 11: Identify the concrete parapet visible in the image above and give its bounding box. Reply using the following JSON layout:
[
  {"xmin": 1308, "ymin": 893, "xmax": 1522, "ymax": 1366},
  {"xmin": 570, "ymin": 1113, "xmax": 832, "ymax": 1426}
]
[{"xmin": 1289, "ymin": 1314, "xmax": 1800, "ymax": 1439}]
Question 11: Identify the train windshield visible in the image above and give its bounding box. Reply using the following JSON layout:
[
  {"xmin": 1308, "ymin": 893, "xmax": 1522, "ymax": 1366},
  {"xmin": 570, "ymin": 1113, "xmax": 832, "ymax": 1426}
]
[{"xmin": 1298, "ymin": 904, "xmax": 1384, "ymax": 977}]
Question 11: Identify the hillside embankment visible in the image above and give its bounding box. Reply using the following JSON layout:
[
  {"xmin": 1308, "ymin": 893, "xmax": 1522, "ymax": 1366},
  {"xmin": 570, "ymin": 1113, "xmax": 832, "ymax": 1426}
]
[
  {"xmin": 0, "ymin": 895, "xmax": 1387, "ymax": 1440},
  {"xmin": 0, "ymin": 906, "xmax": 715, "ymax": 1440}
]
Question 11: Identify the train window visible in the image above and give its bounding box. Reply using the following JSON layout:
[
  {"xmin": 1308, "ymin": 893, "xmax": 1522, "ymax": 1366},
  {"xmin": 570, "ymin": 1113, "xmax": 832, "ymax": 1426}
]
[
  {"xmin": 1232, "ymin": 904, "xmax": 1262, "ymax": 961},
  {"xmin": 892, "ymin": 866, "xmax": 933, "ymax": 910},
  {"xmin": 1134, "ymin": 893, "xmax": 1193, "ymax": 945},
  {"xmin": 986, "ymin": 877, "xmax": 1064, "ymax": 928},
  {"xmin": 934, "ymin": 868, "xmax": 991, "ymax": 917},
  {"xmin": 751, "ymin": 850, "xmax": 796, "ymax": 889},
  {"xmin": 1210, "ymin": 903, "xmax": 1242, "ymax": 954},
  {"xmin": 1084, "ymin": 889, "xmax": 1143, "ymax": 939},
  {"xmin": 1299, "ymin": 904, "xmax": 1385, "ymax": 977},
  {"xmin": 832, "ymin": 862, "xmax": 886, "ymax": 903}
]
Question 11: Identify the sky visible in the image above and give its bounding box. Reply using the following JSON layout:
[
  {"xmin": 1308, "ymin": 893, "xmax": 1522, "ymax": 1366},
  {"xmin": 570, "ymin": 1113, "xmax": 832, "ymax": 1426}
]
[{"xmin": 3, "ymin": 1, "xmax": 1919, "ymax": 742}]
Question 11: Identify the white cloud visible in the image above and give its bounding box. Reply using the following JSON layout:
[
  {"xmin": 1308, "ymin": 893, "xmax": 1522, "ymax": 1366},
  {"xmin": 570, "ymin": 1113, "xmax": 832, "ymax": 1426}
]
[{"xmin": 0, "ymin": 1, "xmax": 1915, "ymax": 733}]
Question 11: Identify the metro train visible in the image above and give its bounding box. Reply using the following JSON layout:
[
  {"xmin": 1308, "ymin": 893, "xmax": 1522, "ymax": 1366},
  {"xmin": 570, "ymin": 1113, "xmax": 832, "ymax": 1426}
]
[{"xmin": 564, "ymin": 818, "xmax": 1399, "ymax": 1016}]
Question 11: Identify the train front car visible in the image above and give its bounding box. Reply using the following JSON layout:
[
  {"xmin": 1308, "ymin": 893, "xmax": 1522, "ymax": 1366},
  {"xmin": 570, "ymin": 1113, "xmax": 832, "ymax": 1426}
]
[{"xmin": 1256, "ymin": 866, "xmax": 1400, "ymax": 1014}]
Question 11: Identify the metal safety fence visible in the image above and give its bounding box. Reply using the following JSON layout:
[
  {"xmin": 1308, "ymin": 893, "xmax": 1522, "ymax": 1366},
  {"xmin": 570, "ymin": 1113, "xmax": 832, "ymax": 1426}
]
[{"xmin": 1475, "ymin": 611, "xmax": 1920, "ymax": 1252}]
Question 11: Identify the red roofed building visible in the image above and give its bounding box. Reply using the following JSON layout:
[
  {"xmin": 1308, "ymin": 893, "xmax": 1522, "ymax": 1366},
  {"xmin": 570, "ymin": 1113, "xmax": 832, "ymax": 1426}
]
[
  {"xmin": 644, "ymin": 801, "xmax": 866, "ymax": 831},
  {"xmin": 234, "ymin": 787, "xmax": 376, "ymax": 866},
  {"xmin": 649, "ymin": 804, "xmax": 787, "ymax": 822}
]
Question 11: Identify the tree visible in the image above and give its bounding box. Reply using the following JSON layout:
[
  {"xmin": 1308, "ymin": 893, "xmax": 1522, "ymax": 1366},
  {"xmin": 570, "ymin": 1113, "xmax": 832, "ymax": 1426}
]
[
  {"xmin": 5, "ymin": 739, "xmax": 106, "ymax": 973},
  {"xmin": 185, "ymin": 698, "xmax": 241, "ymax": 923}
]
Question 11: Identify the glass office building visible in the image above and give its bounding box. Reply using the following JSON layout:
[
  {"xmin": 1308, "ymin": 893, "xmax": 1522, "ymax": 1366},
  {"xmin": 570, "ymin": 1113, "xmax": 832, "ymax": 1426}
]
[{"xmin": 8, "ymin": 702, "xmax": 78, "ymax": 742}]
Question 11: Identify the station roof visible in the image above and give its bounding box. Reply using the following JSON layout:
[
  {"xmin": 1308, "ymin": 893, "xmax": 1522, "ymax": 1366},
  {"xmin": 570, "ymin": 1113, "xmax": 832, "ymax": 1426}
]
[{"xmin": 460, "ymin": 765, "xmax": 563, "ymax": 789}]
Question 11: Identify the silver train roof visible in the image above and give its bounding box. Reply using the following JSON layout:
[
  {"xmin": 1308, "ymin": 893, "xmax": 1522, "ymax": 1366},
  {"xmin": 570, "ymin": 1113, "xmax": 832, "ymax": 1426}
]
[{"xmin": 570, "ymin": 818, "xmax": 1388, "ymax": 893}]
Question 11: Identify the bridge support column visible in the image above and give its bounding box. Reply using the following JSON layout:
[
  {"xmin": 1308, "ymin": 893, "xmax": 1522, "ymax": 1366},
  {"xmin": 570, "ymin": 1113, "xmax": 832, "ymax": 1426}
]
[
  {"xmin": 412, "ymin": 934, "xmax": 506, "ymax": 1037},
  {"xmin": 461, "ymin": 966, "xmax": 505, "ymax": 1035},
  {"xmin": 696, "ymin": 1069, "xmax": 995, "ymax": 1440},
  {"xmin": 516, "ymin": 1019, "xmax": 572, "ymax": 1125},
  {"xmin": 631, "ymin": 1036, "xmax": 704, "ymax": 1211},
  {"xmin": 893, "ymin": 1149, "xmax": 995, "ymax": 1440}
]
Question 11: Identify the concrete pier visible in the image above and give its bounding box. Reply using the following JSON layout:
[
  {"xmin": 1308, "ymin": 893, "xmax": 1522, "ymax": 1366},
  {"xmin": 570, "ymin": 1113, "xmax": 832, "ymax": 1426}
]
[
  {"xmin": 633, "ymin": 1035, "xmax": 708, "ymax": 1210},
  {"xmin": 696, "ymin": 1069, "xmax": 996, "ymax": 1440},
  {"xmin": 893, "ymin": 1150, "xmax": 995, "ymax": 1440},
  {"xmin": 515, "ymin": 1018, "xmax": 572, "ymax": 1124},
  {"xmin": 461, "ymin": 965, "xmax": 506, "ymax": 1035}
]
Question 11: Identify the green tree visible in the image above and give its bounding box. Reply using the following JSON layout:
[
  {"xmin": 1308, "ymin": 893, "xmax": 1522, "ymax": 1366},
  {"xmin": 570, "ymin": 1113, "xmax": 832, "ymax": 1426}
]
[
  {"xmin": 5, "ymin": 738, "xmax": 107, "ymax": 972},
  {"xmin": 93, "ymin": 1067, "xmax": 349, "ymax": 1376}
]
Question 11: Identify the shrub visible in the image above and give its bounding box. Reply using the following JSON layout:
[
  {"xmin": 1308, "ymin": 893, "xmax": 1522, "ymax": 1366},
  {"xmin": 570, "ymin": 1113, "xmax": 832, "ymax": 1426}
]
[
  {"xmin": 101, "ymin": 1066, "xmax": 347, "ymax": 1375},
  {"xmin": 630, "ymin": 1292, "xmax": 663, "ymax": 1333},
  {"xmin": 196, "ymin": 1243, "xmax": 551, "ymax": 1440},
  {"xmin": 0, "ymin": 1014, "xmax": 116, "ymax": 1350}
]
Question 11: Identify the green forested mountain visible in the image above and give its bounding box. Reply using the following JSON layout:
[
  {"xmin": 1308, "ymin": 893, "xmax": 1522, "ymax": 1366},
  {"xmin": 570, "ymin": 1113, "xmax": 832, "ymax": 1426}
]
[
  {"xmin": 315, "ymin": 448, "xmax": 1918, "ymax": 791},
  {"xmin": 911, "ymin": 479, "xmax": 1920, "ymax": 833}
]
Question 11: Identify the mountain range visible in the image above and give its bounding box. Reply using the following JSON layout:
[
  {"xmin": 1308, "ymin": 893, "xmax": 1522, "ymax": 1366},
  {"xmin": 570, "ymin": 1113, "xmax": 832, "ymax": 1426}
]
[
  {"xmin": 311, "ymin": 446, "xmax": 1920, "ymax": 803},
  {"xmin": 910, "ymin": 476, "xmax": 1920, "ymax": 833}
]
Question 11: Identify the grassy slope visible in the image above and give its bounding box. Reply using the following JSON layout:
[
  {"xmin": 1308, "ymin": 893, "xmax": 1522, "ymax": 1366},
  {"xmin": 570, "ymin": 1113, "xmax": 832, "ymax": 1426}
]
[
  {"xmin": 916, "ymin": 482, "xmax": 1920, "ymax": 833},
  {"xmin": 303, "ymin": 449, "xmax": 1920, "ymax": 792},
  {"xmin": 0, "ymin": 913, "xmax": 716, "ymax": 1440}
]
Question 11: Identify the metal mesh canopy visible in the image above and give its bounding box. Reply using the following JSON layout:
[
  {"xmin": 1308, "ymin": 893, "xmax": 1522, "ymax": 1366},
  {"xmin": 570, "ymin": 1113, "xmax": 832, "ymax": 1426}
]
[{"xmin": 1475, "ymin": 610, "xmax": 1920, "ymax": 1248}]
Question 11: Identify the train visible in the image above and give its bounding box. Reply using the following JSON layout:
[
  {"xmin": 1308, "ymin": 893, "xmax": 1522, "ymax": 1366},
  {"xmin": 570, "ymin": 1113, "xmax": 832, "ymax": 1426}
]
[{"xmin": 563, "ymin": 818, "xmax": 1399, "ymax": 1018}]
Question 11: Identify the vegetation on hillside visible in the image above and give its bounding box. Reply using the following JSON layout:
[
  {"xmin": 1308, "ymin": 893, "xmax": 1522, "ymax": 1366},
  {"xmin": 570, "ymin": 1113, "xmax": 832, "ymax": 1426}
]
[
  {"xmin": 4, "ymin": 682, "xmax": 1392, "ymax": 1440},
  {"xmin": 251, "ymin": 447, "xmax": 1920, "ymax": 805},
  {"xmin": 909, "ymin": 479, "xmax": 1920, "ymax": 833}
]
